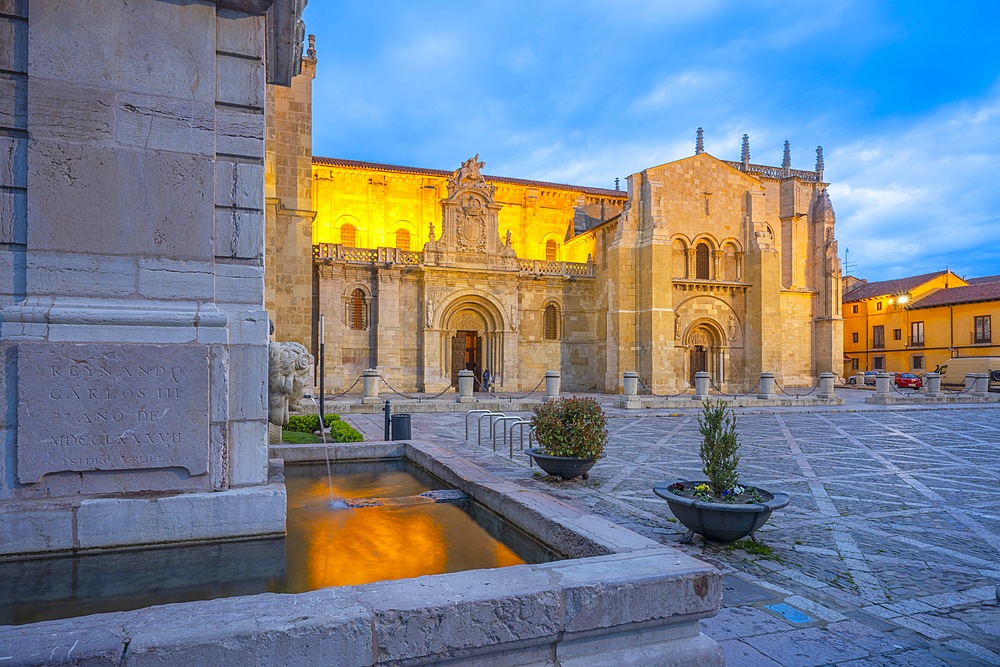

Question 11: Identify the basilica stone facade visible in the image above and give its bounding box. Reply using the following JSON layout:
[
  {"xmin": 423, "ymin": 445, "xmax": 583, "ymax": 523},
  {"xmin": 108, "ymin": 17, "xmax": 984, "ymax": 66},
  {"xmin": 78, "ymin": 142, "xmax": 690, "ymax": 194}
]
[{"xmin": 266, "ymin": 58, "xmax": 844, "ymax": 394}]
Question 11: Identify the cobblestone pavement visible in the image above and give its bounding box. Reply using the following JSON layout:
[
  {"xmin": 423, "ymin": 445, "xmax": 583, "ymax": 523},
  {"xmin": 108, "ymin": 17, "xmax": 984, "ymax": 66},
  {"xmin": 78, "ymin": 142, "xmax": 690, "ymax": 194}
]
[{"xmin": 341, "ymin": 395, "xmax": 1000, "ymax": 666}]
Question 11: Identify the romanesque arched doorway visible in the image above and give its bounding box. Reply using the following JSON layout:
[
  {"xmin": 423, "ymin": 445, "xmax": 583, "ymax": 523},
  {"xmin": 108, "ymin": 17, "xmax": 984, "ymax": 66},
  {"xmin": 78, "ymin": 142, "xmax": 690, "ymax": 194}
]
[
  {"xmin": 686, "ymin": 322, "xmax": 725, "ymax": 386},
  {"xmin": 440, "ymin": 295, "xmax": 506, "ymax": 389}
]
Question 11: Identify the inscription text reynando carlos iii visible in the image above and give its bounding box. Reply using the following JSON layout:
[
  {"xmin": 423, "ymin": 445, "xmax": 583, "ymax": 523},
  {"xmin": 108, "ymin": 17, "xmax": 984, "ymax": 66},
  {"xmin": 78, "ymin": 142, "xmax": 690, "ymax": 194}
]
[{"xmin": 16, "ymin": 344, "xmax": 210, "ymax": 483}]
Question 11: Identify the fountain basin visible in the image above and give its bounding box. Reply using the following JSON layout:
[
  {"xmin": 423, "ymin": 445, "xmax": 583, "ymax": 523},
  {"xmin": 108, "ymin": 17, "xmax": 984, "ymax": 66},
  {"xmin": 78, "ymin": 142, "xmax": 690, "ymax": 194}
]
[{"xmin": 1, "ymin": 441, "xmax": 724, "ymax": 666}]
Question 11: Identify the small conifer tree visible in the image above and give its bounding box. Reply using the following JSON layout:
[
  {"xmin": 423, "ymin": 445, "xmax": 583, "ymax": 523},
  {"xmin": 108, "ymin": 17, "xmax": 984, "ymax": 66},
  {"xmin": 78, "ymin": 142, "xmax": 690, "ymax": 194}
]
[{"xmin": 697, "ymin": 399, "xmax": 740, "ymax": 495}]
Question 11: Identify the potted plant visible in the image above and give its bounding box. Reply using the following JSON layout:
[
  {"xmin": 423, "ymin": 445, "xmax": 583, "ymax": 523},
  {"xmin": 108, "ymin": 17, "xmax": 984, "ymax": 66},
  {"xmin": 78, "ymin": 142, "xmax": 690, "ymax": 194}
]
[
  {"xmin": 525, "ymin": 397, "xmax": 607, "ymax": 482},
  {"xmin": 653, "ymin": 399, "xmax": 788, "ymax": 543}
]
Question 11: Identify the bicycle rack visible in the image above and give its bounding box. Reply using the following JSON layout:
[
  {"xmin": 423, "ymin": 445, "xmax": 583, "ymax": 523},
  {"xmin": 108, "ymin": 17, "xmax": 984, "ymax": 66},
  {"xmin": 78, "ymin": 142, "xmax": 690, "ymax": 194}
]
[
  {"xmin": 494, "ymin": 416, "xmax": 525, "ymax": 455},
  {"xmin": 465, "ymin": 410, "xmax": 492, "ymax": 441},
  {"xmin": 477, "ymin": 412, "xmax": 506, "ymax": 448},
  {"xmin": 507, "ymin": 419, "xmax": 533, "ymax": 459}
]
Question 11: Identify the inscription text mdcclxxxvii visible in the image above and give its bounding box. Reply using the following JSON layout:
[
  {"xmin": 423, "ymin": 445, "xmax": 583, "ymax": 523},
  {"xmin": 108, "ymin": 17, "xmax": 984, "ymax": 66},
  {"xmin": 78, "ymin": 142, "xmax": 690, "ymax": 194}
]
[{"xmin": 16, "ymin": 344, "xmax": 210, "ymax": 483}]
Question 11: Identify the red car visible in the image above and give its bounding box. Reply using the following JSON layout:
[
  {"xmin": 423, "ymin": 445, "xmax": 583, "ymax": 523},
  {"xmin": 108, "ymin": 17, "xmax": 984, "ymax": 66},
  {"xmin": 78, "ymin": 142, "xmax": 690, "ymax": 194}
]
[{"xmin": 894, "ymin": 372, "xmax": 922, "ymax": 389}]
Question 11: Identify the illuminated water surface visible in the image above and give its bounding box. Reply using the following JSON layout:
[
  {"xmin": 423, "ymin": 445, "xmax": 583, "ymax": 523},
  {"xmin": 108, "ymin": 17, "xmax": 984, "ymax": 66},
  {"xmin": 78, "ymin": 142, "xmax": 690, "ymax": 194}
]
[{"xmin": 0, "ymin": 460, "xmax": 557, "ymax": 625}]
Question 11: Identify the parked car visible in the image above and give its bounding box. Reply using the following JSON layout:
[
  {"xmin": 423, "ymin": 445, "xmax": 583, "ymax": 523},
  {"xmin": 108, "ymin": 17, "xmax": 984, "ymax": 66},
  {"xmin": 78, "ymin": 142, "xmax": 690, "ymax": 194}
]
[
  {"xmin": 893, "ymin": 372, "xmax": 922, "ymax": 389},
  {"xmin": 847, "ymin": 370, "xmax": 878, "ymax": 385}
]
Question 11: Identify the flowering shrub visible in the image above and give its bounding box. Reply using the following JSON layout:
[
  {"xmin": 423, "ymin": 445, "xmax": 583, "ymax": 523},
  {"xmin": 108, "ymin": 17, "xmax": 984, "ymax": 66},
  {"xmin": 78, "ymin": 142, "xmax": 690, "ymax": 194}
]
[
  {"xmin": 668, "ymin": 481, "xmax": 763, "ymax": 504},
  {"xmin": 531, "ymin": 397, "xmax": 608, "ymax": 459}
]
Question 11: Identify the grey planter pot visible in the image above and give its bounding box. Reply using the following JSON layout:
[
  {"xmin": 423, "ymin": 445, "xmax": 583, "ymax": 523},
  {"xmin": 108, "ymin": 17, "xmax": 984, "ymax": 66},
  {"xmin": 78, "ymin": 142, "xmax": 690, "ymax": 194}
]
[
  {"xmin": 653, "ymin": 480, "xmax": 789, "ymax": 543},
  {"xmin": 524, "ymin": 448, "xmax": 596, "ymax": 482}
]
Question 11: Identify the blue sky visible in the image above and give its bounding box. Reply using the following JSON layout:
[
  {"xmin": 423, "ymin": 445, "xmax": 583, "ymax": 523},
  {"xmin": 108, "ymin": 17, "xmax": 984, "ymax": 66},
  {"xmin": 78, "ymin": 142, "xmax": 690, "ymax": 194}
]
[{"xmin": 302, "ymin": 1, "xmax": 1000, "ymax": 282}]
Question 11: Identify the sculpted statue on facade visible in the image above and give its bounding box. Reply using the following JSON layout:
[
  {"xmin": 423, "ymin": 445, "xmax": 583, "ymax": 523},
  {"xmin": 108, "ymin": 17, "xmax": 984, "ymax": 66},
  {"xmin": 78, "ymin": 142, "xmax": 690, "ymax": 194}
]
[
  {"xmin": 268, "ymin": 341, "xmax": 314, "ymax": 426},
  {"xmin": 426, "ymin": 300, "xmax": 434, "ymax": 327}
]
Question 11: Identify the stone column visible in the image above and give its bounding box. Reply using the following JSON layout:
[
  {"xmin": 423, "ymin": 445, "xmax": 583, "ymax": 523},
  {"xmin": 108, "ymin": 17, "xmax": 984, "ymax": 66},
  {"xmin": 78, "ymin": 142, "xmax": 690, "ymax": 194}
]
[
  {"xmin": 971, "ymin": 373, "xmax": 989, "ymax": 397},
  {"xmin": 875, "ymin": 372, "xmax": 892, "ymax": 395},
  {"xmin": 362, "ymin": 368, "xmax": 381, "ymax": 404},
  {"xmin": 457, "ymin": 369, "xmax": 475, "ymax": 402},
  {"xmin": 545, "ymin": 370, "xmax": 561, "ymax": 400},
  {"xmin": 694, "ymin": 371, "xmax": 710, "ymax": 400},
  {"xmin": 818, "ymin": 372, "xmax": 836, "ymax": 400},
  {"xmin": 758, "ymin": 372, "xmax": 776, "ymax": 400},
  {"xmin": 924, "ymin": 372, "xmax": 942, "ymax": 397}
]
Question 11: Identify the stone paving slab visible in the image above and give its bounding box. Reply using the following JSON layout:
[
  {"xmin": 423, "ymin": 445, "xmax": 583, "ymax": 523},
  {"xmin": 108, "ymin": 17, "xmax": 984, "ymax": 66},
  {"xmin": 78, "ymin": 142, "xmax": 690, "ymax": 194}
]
[{"xmin": 334, "ymin": 399, "xmax": 1000, "ymax": 666}]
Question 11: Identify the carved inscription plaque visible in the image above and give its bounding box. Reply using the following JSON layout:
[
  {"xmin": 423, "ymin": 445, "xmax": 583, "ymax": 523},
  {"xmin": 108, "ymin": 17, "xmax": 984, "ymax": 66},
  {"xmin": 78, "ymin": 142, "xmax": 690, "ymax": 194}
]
[{"xmin": 16, "ymin": 344, "xmax": 210, "ymax": 483}]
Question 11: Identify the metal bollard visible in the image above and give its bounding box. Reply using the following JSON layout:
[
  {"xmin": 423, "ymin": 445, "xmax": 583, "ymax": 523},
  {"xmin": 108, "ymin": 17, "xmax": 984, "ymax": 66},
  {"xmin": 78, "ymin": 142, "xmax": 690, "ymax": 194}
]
[
  {"xmin": 758, "ymin": 372, "xmax": 776, "ymax": 400},
  {"xmin": 383, "ymin": 400, "xmax": 391, "ymax": 440},
  {"xmin": 875, "ymin": 372, "xmax": 892, "ymax": 394},
  {"xmin": 544, "ymin": 370, "xmax": 561, "ymax": 400},
  {"xmin": 818, "ymin": 372, "xmax": 836, "ymax": 400},
  {"xmin": 694, "ymin": 371, "xmax": 710, "ymax": 400}
]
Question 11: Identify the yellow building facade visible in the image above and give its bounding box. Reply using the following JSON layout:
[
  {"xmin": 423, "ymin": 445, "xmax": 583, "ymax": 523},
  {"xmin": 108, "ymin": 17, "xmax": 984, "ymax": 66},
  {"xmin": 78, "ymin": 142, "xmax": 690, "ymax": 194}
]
[
  {"xmin": 266, "ymin": 56, "xmax": 844, "ymax": 394},
  {"xmin": 842, "ymin": 271, "xmax": 1000, "ymax": 374}
]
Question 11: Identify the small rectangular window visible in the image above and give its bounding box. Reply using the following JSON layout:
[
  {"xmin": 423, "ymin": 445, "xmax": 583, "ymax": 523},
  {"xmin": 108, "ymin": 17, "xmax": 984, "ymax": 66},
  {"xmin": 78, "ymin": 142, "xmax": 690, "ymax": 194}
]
[
  {"xmin": 876, "ymin": 302, "xmax": 882, "ymax": 311},
  {"xmin": 851, "ymin": 358, "xmax": 859, "ymax": 370},
  {"xmin": 911, "ymin": 321, "xmax": 924, "ymax": 346},
  {"xmin": 873, "ymin": 356, "xmax": 885, "ymax": 370},
  {"xmin": 893, "ymin": 329, "xmax": 902, "ymax": 341},
  {"xmin": 852, "ymin": 305, "xmax": 859, "ymax": 314},
  {"xmin": 852, "ymin": 332, "xmax": 859, "ymax": 343},
  {"xmin": 872, "ymin": 325, "xmax": 884, "ymax": 348},
  {"xmin": 975, "ymin": 315, "xmax": 992, "ymax": 344},
  {"xmin": 912, "ymin": 355, "xmax": 924, "ymax": 370}
]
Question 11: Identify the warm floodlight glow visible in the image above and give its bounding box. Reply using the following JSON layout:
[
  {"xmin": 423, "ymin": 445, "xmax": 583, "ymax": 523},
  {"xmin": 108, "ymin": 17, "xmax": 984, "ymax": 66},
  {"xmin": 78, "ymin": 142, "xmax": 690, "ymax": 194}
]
[{"xmin": 896, "ymin": 295, "xmax": 909, "ymax": 304}]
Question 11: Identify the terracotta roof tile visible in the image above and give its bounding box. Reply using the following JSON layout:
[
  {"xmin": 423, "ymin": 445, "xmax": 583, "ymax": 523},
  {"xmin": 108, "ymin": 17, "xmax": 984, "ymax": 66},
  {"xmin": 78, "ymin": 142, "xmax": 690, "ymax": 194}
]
[
  {"xmin": 313, "ymin": 156, "xmax": 628, "ymax": 199},
  {"xmin": 911, "ymin": 281, "xmax": 1000, "ymax": 308},
  {"xmin": 967, "ymin": 274, "xmax": 1000, "ymax": 285},
  {"xmin": 842, "ymin": 271, "xmax": 949, "ymax": 302}
]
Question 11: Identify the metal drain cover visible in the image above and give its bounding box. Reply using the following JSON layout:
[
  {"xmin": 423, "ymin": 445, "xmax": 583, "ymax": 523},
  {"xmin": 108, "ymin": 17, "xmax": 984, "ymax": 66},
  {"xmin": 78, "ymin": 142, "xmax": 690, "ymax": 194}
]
[
  {"xmin": 722, "ymin": 575, "xmax": 780, "ymax": 605},
  {"xmin": 765, "ymin": 602, "xmax": 813, "ymax": 624}
]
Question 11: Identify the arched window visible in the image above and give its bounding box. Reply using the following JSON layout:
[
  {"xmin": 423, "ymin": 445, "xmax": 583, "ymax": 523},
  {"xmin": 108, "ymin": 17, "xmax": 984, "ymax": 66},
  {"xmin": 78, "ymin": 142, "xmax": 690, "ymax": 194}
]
[
  {"xmin": 350, "ymin": 289, "xmax": 366, "ymax": 330},
  {"xmin": 695, "ymin": 243, "xmax": 710, "ymax": 279},
  {"xmin": 341, "ymin": 224, "xmax": 356, "ymax": 247},
  {"xmin": 544, "ymin": 304, "xmax": 559, "ymax": 340},
  {"xmin": 395, "ymin": 229, "xmax": 410, "ymax": 251},
  {"xmin": 672, "ymin": 239, "xmax": 687, "ymax": 279},
  {"xmin": 545, "ymin": 239, "xmax": 557, "ymax": 261}
]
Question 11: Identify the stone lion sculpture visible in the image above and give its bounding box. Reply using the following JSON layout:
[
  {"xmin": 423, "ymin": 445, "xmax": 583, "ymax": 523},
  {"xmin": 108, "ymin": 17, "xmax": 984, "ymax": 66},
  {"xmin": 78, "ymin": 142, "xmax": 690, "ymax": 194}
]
[{"xmin": 268, "ymin": 341, "xmax": 315, "ymax": 426}]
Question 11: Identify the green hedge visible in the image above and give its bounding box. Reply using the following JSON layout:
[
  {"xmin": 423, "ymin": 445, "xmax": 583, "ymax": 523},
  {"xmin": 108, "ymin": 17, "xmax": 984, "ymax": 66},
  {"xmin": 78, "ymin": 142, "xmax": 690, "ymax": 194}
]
[{"xmin": 285, "ymin": 414, "xmax": 363, "ymax": 442}]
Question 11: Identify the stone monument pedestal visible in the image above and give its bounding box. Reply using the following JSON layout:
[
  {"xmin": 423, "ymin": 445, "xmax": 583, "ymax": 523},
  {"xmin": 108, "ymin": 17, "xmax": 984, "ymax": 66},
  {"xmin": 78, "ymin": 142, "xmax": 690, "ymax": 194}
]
[{"xmin": 0, "ymin": 0, "xmax": 305, "ymax": 557}]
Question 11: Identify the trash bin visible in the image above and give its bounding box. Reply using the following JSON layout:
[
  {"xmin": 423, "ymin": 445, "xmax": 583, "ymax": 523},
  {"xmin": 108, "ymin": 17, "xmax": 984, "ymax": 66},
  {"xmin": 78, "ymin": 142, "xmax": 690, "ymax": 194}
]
[{"xmin": 390, "ymin": 413, "xmax": 411, "ymax": 440}]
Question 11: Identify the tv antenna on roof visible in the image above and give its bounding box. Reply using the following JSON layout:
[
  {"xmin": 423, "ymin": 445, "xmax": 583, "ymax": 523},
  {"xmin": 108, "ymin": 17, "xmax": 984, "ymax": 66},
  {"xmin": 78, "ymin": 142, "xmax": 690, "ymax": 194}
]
[{"xmin": 843, "ymin": 247, "xmax": 858, "ymax": 275}]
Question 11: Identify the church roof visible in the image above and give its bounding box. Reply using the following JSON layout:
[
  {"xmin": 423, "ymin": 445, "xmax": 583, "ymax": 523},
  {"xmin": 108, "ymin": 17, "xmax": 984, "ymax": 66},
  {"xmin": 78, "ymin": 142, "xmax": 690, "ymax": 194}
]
[
  {"xmin": 842, "ymin": 271, "xmax": 949, "ymax": 302},
  {"xmin": 910, "ymin": 281, "xmax": 1000, "ymax": 308},
  {"xmin": 313, "ymin": 156, "xmax": 628, "ymax": 199},
  {"xmin": 967, "ymin": 274, "xmax": 1000, "ymax": 285}
]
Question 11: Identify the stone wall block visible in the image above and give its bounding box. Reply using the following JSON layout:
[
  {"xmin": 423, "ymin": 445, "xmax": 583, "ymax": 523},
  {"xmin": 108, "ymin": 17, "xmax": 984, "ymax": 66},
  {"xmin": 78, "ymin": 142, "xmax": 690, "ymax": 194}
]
[
  {"xmin": 216, "ymin": 54, "xmax": 265, "ymax": 109},
  {"xmin": 215, "ymin": 263, "xmax": 266, "ymax": 305},
  {"xmin": 0, "ymin": 77, "xmax": 28, "ymax": 129},
  {"xmin": 26, "ymin": 81, "xmax": 115, "ymax": 145},
  {"xmin": 228, "ymin": 419, "xmax": 269, "ymax": 486},
  {"xmin": 0, "ymin": 505, "xmax": 75, "ymax": 555},
  {"xmin": 123, "ymin": 593, "xmax": 373, "ymax": 667},
  {"xmin": 215, "ymin": 207, "xmax": 264, "ymax": 260},
  {"xmin": 220, "ymin": 309, "xmax": 268, "ymax": 347},
  {"xmin": 358, "ymin": 567, "xmax": 562, "ymax": 662},
  {"xmin": 215, "ymin": 160, "xmax": 265, "ymax": 210},
  {"xmin": 0, "ymin": 1, "xmax": 28, "ymax": 18},
  {"xmin": 0, "ymin": 16, "xmax": 27, "ymax": 72},
  {"xmin": 0, "ymin": 135, "xmax": 28, "ymax": 188},
  {"xmin": 137, "ymin": 258, "xmax": 215, "ymax": 301},
  {"xmin": 27, "ymin": 253, "xmax": 136, "ymax": 298},
  {"xmin": 28, "ymin": 1, "xmax": 215, "ymax": 101},
  {"xmin": 76, "ymin": 486, "xmax": 285, "ymax": 548},
  {"xmin": 27, "ymin": 143, "xmax": 214, "ymax": 258},
  {"xmin": 0, "ymin": 188, "xmax": 26, "ymax": 244},
  {"xmin": 215, "ymin": 106, "xmax": 264, "ymax": 159},
  {"xmin": 215, "ymin": 9, "xmax": 266, "ymax": 58},
  {"xmin": 114, "ymin": 93, "xmax": 215, "ymax": 156},
  {"xmin": 228, "ymin": 344, "xmax": 267, "ymax": 422}
]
